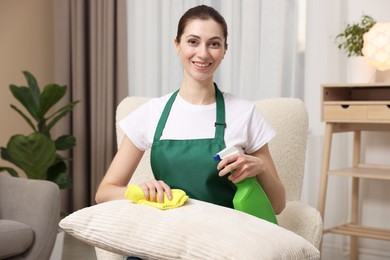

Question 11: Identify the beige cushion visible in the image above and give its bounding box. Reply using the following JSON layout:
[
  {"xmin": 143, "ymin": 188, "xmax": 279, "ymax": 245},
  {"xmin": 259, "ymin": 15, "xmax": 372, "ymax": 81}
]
[{"xmin": 60, "ymin": 199, "xmax": 319, "ymax": 259}]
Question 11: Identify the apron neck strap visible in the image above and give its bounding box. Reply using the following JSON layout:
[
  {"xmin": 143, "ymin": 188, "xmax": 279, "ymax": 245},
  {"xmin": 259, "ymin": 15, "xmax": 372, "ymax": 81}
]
[
  {"xmin": 153, "ymin": 83, "xmax": 226, "ymax": 141},
  {"xmin": 153, "ymin": 90, "xmax": 178, "ymax": 141},
  {"xmin": 214, "ymin": 83, "xmax": 226, "ymax": 140}
]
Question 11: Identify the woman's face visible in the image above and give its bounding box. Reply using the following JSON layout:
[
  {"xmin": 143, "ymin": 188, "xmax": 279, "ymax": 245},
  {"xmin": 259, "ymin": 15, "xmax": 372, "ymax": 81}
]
[{"xmin": 175, "ymin": 19, "xmax": 226, "ymax": 83}]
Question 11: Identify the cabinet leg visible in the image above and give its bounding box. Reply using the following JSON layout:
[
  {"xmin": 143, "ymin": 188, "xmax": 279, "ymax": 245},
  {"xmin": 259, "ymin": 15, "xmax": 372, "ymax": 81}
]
[
  {"xmin": 350, "ymin": 236, "xmax": 358, "ymax": 260},
  {"xmin": 318, "ymin": 123, "xmax": 333, "ymax": 218},
  {"xmin": 350, "ymin": 177, "xmax": 360, "ymax": 260},
  {"xmin": 318, "ymin": 123, "xmax": 333, "ymax": 252},
  {"xmin": 350, "ymin": 131, "xmax": 361, "ymax": 260}
]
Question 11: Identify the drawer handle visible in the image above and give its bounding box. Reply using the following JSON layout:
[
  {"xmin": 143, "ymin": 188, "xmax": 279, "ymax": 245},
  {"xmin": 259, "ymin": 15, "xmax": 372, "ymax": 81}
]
[
  {"xmin": 387, "ymin": 105, "xmax": 390, "ymax": 109},
  {"xmin": 341, "ymin": 105, "xmax": 350, "ymax": 109}
]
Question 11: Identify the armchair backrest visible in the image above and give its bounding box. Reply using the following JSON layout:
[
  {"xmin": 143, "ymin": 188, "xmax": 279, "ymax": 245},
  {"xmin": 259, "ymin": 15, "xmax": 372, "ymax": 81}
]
[
  {"xmin": 116, "ymin": 97, "xmax": 308, "ymax": 201},
  {"xmin": 254, "ymin": 98, "xmax": 308, "ymax": 201},
  {"xmin": 116, "ymin": 97, "xmax": 152, "ymax": 186}
]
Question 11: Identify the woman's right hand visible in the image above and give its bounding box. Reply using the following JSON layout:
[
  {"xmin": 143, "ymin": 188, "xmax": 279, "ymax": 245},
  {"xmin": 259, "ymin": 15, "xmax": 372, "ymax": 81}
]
[{"xmin": 139, "ymin": 180, "xmax": 172, "ymax": 203}]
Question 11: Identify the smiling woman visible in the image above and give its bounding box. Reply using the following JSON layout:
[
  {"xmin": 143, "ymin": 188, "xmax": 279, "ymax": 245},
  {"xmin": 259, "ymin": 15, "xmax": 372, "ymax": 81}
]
[{"xmin": 96, "ymin": 5, "xmax": 286, "ymax": 217}]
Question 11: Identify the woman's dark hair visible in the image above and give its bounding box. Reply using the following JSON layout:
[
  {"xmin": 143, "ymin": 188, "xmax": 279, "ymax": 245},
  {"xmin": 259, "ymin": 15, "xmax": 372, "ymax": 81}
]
[{"xmin": 176, "ymin": 5, "xmax": 228, "ymax": 49}]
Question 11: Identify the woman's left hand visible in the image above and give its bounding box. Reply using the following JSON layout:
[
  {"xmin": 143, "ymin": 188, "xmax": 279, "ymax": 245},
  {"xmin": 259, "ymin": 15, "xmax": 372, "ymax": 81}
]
[
  {"xmin": 217, "ymin": 153, "xmax": 264, "ymax": 184},
  {"xmin": 217, "ymin": 144, "xmax": 286, "ymax": 215}
]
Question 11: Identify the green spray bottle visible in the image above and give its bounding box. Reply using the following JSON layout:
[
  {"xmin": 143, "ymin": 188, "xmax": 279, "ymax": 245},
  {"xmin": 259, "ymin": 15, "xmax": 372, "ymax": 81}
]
[{"xmin": 214, "ymin": 146, "xmax": 278, "ymax": 224}]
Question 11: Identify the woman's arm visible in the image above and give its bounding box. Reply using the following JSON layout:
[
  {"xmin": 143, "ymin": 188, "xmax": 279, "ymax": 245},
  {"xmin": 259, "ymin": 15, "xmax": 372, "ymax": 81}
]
[
  {"xmin": 95, "ymin": 136, "xmax": 145, "ymax": 203},
  {"xmin": 217, "ymin": 144, "xmax": 286, "ymax": 215}
]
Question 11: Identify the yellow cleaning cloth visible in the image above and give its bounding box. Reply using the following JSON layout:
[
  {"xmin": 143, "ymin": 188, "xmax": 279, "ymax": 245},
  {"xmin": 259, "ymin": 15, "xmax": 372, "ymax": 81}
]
[{"xmin": 125, "ymin": 184, "xmax": 189, "ymax": 210}]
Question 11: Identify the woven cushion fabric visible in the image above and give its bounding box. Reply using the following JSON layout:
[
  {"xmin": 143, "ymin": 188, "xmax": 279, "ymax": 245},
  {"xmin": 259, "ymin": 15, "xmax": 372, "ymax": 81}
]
[
  {"xmin": 0, "ymin": 219, "xmax": 34, "ymax": 259},
  {"xmin": 60, "ymin": 199, "xmax": 319, "ymax": 260}
]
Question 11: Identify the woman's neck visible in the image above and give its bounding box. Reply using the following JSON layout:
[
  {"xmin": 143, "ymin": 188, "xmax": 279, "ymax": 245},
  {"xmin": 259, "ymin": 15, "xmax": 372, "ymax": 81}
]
[{"xmin": 179, "ymin": 79, "xmax": 216, "ymax": 105}]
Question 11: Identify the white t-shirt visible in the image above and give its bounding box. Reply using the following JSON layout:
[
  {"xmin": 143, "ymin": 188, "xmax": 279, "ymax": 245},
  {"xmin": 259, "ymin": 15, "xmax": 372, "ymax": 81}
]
[{"xmin": 119, "ymin": 91, "xmax": 275, "ymax": 154}]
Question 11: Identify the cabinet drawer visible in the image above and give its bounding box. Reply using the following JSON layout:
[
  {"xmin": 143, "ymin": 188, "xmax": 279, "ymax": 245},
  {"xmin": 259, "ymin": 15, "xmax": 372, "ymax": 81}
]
[
  {"xmin": 323, "ymin": 105, "xmax": 367, "ymax": 121},
  {"xmin": 367, "ymin": 105, "xmax": 390, "ymax": 121}
]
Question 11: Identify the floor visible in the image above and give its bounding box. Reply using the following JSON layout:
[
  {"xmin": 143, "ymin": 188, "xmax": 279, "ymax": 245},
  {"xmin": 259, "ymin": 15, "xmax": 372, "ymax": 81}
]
[{"xmin": 62, "ymin": 233, "xmax": 97, "ymax": 260}]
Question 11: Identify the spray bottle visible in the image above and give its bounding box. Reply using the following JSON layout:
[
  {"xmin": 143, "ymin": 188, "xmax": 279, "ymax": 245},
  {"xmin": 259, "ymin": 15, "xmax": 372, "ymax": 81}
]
[{"xmin": 214, "ymin": 146, "xmax": 278, "ymax": 224}]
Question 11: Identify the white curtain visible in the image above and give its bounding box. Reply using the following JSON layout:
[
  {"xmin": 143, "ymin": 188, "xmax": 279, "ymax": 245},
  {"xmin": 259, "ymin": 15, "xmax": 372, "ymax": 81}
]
[{"xmin": 126, "ymin": 0, "xmax": 304, "ymax": 101}]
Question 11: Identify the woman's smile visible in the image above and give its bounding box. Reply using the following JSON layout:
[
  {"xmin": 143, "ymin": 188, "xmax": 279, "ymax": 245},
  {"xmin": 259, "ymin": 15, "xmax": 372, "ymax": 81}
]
[{"xmin": 192, "ymin": 61, "xmax": 212, "ymax": 70}]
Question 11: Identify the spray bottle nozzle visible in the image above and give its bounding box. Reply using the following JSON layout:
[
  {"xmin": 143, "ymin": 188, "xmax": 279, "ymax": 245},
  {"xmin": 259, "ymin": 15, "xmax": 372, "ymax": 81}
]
[{"xmin": 213, "ymin": 146, "xmax": 241, "ymax": 161}]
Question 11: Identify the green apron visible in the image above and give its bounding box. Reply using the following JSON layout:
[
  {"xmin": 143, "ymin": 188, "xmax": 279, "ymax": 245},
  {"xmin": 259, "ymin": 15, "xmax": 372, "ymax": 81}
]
[{"xmin": 150, "ymin": 84, "xmax": 236, "ymax": 208}]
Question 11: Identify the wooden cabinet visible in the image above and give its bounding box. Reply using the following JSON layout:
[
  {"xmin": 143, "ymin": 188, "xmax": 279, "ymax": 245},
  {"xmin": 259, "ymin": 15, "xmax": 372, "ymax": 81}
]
[{"xmin": 318, "ymin": 83, "xmax": 390, "ymax": 260}]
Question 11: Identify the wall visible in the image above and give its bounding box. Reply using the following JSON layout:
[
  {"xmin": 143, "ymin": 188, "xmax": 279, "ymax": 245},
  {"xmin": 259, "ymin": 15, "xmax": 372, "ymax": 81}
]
[{"xmin": 0, "ymin": 0, "xmax": 54, "ymax": 169}]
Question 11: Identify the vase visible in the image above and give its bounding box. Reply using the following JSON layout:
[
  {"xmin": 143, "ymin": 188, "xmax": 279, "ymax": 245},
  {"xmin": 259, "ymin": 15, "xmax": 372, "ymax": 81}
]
[{"xmin": 347, "ymin": 56, "xmax": 376, "ymax": 83}]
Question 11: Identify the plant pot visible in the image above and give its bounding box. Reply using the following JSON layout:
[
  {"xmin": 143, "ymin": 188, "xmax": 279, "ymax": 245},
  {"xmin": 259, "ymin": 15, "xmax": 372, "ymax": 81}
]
[
  {"xmin": 49, "ymin": 228, "xmax": 65, "ymax": 260},
  {"xmin": 347, "ymin": 56, "xmax": 376, "ymax": 83}
]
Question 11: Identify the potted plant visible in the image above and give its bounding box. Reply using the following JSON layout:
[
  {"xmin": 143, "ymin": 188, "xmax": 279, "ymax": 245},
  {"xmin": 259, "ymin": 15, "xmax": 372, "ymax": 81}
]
[
  {"xmin": 335, "ymin": 14, "xmax": 376, "ymax": 57},
  {"xmin": 0, "ymin": 71, "xmax": 79, "ymax": 189},
  {"xmin": 335, "ymin": 15, "xmax": 377, "ymax": 82}
]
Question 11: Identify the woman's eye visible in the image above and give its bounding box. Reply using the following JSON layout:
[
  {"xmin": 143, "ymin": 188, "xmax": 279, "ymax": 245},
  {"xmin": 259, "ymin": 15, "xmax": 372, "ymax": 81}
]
[
  {"xmin": 209, "ymin": 42, "xmax": 221, "ymax": 48},
  {"xmin": 188, "ymin": 40, "xmax": 198, "ymax": 46}
]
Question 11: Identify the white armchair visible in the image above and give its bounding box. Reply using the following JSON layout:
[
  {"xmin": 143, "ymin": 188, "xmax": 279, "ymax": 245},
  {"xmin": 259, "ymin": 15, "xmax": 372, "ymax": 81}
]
[{"xmin": 61, "ymin": 96, "xmax": 322, "ymax": 260}]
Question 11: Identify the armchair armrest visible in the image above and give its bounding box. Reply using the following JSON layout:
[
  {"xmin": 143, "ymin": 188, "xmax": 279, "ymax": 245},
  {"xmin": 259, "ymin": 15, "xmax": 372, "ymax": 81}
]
[
  {"xmin": 277, "ymin": 200, "xmax": 323, "ymax": 249},
  {"xmin": 0, "ymin": 175, "xmax": 60, "ymax": 259}
]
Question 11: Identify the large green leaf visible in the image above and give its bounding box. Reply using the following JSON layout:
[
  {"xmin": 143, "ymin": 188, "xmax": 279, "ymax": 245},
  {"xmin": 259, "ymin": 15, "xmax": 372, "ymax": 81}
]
[
  {"xmin": 39, "ymin": 84, "xmax": 67, "ymax": 116},
  {"xmin": 46, "ymin": 158, "xmax": 72, "ymax": 189},
  {"xmin": 0, "ymin": 167, "xmax": 19, "ymax": 177},
  {"xmin": 1, "ymin": 147, "xmax": 21, "ymax": 168},
  {"xmin": 23, "ymin": 71, "xmax": 40, "ymax": 106},
  {"xmin": 5, "ymin": 133, "xmax": 56, "ymax": 180},
  {"xmin": 49, "ymin": 172, "xmax": 72, "ymax": 189},
  {"xmin": 46, "ymin": 101, "xmax": 79, "ymax": 131},
  {"xmin": 55, "ymin": 135, "xmax": 76, "ymax": 150},
  {"xmin": 10, "ymin": 104, "xmax": 37, "ymax": 131},
  {"xmin": 9, "ymin": 84, "xmax": 39, "ymax": 120}
]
